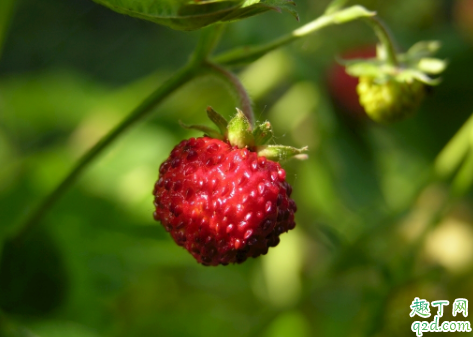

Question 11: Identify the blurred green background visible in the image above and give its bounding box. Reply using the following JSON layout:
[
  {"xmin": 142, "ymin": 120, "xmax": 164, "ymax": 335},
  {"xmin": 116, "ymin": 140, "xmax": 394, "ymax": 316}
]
[{"xmin": 1, "ymin": 0, "xmax": 473, "ymax": 336}]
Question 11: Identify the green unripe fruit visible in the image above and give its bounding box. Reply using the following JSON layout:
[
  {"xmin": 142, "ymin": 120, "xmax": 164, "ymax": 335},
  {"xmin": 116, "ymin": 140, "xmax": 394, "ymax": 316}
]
[{"xmin": 357, "ymin": 76, "xmax": 425, "ymax": 123}]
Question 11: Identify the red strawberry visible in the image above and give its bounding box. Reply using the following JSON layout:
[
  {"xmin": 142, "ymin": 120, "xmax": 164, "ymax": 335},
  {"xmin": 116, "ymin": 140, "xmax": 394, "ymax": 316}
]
[{"xmin": 152, "ymin": 108, "xmax": 306, "ymax": 266}]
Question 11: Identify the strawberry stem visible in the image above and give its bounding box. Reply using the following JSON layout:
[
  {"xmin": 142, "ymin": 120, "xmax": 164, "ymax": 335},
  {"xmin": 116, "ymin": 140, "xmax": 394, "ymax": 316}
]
[
  {"xmin": 203, "ymin": 62, "xmax": 255, "ymax": 126},
  {"xmin": 364, "ymin": 16, "xmax": 399, "ymax": 67},
  {"xmin": 213, "ymin": 5, "xmax": 375, "ymax": 67},
  {"xmin": 191, "ymin": 24, "xmax": 225, "ymax": 64}
]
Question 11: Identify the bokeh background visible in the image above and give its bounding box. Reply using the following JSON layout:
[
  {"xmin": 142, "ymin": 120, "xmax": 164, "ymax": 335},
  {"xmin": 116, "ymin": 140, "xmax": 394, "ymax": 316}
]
[{"xmin": 1, "ymin": 0, "xmax": 473, "ymax": 336}]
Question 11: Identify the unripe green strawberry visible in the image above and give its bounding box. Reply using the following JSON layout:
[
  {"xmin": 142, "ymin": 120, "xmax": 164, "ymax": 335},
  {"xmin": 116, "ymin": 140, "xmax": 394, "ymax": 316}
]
[
  {"xmin": 357, "ymin": 76, "xmax": 425, "ymax": 123},
  {"xmin": 343, "ymin": 41, "xmax": 446, "ymax": 124}
]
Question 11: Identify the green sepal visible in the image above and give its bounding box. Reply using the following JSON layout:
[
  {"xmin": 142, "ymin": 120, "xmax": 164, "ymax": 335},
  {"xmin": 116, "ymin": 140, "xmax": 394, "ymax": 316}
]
[
  {"xmin": 416, "ymin": 58, "xmax": 447, "ymax": 75},
  {"xmin": 206, "ymin": 106, "xmax": 228, "ymax": 136},
  {"xmin": 257, "ymin": 145, "xmax": 308, "ymax": 162},
  {"xmin": 342, "ymin": 40, "xmax": 446, "ymax": 83},
  {"xmin": 227, "ymin": 108, "xmax": 255, "ymax": 148},
  {"xmin": 396, "ymin": 69, "xmax": 442, "ymax": 86},
  {"xmin": 405, "ymin": 41, "xmax": 441, "ymax": 60},
  {"xmin": 253, "ymin": 121, "xmax": 273, "ymax": 146},
  {"xmin": 179, "ymin": 120, "xmax": 224, "ymax": 140},
  {"xmin": 343, "ymin": 59, "xmax": 388, "ymax": 78}
]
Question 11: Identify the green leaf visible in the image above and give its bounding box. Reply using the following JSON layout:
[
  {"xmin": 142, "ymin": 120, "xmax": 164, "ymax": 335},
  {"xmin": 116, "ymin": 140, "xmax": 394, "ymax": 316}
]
[
  {"xmin": 92, "ymin": 0, "xmax": 238, "ymax": 31},
  {"xmin": 92, "ymin": 0, "xmax": 298, "ymax": 31},
  {"xmin": 222, "ymin": 0, "xmax": 298, "ymax": 22}
]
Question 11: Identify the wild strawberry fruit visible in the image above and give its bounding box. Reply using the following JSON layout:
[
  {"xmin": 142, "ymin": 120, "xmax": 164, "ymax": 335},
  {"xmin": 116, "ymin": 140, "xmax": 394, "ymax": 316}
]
[
  {"xmin": 153, "ymin": 108, "xmax": 307, "ymax": 266},
  {"xmin": 343, "ymin": 42, "xmax": 446, "ymax": 123},
  {"xmin": 357, "ymin": 76, "xmax": 425, "ymax": 123}
]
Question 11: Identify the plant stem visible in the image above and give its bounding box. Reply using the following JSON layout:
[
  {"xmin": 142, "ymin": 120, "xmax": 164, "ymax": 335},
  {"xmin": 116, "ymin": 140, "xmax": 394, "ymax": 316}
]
[
  {"xmin": 10, "ymin": 64, "xmax": 198, "ymax": 243},
  {"xmin": 203, "ymin": 62, "xmax": 254, "ymax": 125},
  {"xmin": 191, "ymin": 23, "xmax": 225, "ymax": 64},
  {"xmin": 364, "ymin": 16, "xmax": 399, "ymax": 67},
  {"xmin": 213, "ymin": 5, "xmax": 375, "ymax": 67}
]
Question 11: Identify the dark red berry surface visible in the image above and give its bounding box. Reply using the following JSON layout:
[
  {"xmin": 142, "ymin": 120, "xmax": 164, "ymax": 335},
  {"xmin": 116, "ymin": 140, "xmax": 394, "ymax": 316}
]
[{"xmin": 153, "ymin": 137, "xmax": 297, "ymax": 266}]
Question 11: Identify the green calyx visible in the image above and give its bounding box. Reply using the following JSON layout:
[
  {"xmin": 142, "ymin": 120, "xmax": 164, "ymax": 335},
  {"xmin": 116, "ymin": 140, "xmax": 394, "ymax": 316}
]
[
  {"xmin": 181, "ymin": 106, "xmax": 308, "ymax": 162},
  {"xmin": 342, "ymin": 41, "xmax": 447, "ymax": 123}
]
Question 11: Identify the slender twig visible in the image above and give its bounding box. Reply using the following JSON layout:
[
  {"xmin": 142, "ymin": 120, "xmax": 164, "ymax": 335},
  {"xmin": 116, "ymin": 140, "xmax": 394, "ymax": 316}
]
[
  {"xmin": 213, "ymin": 5, "xmax": 375, "ymax": 67},
  {"xmin": 203, "ymin": 62, "xmax": 254, "ymax": 126},
  {"xmin": 191, "ymin": 23, "xmax": 225, "ymax": 64},
  {"xmin": 363, "ymin": 16, "xmax": 399, "ymax": 67}
]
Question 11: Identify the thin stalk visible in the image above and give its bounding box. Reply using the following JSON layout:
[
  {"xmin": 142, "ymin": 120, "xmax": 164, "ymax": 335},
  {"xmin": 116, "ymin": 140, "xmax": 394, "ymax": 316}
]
[
  {"xmin": 213, "ymin": 5, "xmax": 375, "ymax": 67},
  {"xmin": 213, "ymin": 32, "xmax": 294, "ymax": 66},
  {"xmin": 191, "ymin": 23, "xmax": 225, "ymax": 64},
  {"xmin": 203, "ymin": 62, "xmax": 254, "ymax": 126},
  {"xmin": 10, "ymin": 64, "xmax": 198, "ymax": 243},
  {"xmin": 364, "ymin": 16, "xmax": 399, "ymax": 67}
]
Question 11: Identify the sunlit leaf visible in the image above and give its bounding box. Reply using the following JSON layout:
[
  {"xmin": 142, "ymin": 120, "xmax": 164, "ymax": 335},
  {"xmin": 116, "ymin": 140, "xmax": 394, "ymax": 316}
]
[{"xmin": 92, "ymin": 0, "xmax": 297, "ymax": 31}]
